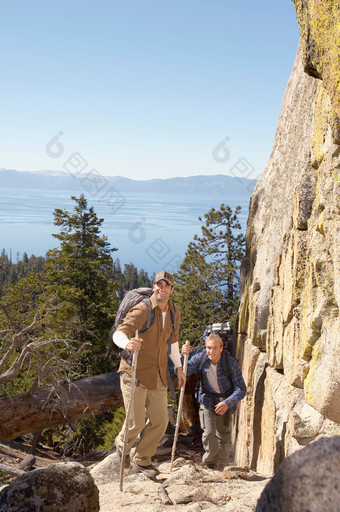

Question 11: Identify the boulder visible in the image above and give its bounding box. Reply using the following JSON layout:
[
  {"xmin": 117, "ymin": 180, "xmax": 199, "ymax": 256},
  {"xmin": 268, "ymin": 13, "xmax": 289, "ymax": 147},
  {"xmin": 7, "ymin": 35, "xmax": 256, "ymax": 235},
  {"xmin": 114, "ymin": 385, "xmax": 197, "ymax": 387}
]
[
  {"xmin": 0, "ymin": 462, "xmax": 99, "ymax": 512},
  {"xmin": 256, "ymin": 436, "xmax": 340, "ymax": 512}
]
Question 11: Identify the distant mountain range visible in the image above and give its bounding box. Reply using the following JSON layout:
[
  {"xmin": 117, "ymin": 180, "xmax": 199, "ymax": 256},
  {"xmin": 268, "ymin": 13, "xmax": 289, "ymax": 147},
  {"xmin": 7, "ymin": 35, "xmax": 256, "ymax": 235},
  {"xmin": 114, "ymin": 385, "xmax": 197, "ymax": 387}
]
[{"xmin": 0, "ymin": 168, "xmax": 257, "ymax": 195}]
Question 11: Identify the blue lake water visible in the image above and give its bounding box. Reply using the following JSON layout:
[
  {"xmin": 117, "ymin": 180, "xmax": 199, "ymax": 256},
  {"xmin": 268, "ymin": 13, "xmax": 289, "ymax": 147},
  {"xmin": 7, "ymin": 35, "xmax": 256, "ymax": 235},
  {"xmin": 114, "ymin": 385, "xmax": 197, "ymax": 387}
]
[{"xmin": 0, "ymin": 188, "xmax": 250, "ymax": 275}]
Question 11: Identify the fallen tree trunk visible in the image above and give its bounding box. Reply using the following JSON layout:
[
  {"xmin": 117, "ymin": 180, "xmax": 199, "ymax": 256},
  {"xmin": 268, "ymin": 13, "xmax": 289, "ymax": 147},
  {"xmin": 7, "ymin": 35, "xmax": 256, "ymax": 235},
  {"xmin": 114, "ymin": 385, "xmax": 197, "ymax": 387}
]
[
  {"xmin": 0, "ymin": 372, "xmax": 123, "ymax": 441},
  {"xmin": 0, "ymin": 371, "xmax": 197, "ymax": 442}
]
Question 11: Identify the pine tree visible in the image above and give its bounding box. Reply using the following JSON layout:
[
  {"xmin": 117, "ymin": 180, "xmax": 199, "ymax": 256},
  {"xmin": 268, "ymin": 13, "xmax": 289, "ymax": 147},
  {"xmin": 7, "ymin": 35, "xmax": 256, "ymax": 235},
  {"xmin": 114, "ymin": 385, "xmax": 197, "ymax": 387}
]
[
  {"xmin": 0, "ymin": 250, "xmax": 46, "ymax": 296},
  {"xmin": 0, "ymin": 250, "xmax": 11, "ymax": 294},
  {"xmin": 122, "ymin": 263, "xmax": 138, "ymax": 290},
  {"xmin": 174, "ymin": 204, "xmax": 245, "ymax": 346},
  {"xmin": 43, "ymin": 194, "xmax": 119, "ymax": 374},
  {"xmin": 111, "ymin": 260, "xmax": 151, "ymax": 298},
  {"xmin": 137, "ymin": 268, "xmax": 150, "ymax": 287}
]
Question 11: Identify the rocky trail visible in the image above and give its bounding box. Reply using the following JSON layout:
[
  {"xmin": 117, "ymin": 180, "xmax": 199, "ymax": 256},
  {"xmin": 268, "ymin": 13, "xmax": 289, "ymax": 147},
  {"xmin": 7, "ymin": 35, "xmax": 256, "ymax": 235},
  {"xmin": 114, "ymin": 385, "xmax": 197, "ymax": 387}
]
[{"xmin": 0, "ymin": 438, "xmax": 270, "ymax": 511}]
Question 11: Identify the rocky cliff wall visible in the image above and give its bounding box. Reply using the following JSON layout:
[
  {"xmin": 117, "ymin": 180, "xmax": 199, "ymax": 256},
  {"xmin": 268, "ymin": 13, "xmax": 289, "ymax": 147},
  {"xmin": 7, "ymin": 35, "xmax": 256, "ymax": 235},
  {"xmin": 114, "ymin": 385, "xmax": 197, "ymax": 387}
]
[{"xmin": 232, "ymin": 4, "xmax": 340, "ymax": 476}]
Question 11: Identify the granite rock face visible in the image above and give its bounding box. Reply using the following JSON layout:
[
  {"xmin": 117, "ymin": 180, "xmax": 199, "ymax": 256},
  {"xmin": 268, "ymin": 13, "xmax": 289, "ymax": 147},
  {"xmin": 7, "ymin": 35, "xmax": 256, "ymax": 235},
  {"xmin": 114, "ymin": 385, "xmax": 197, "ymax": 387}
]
[
  {"xmin": 292, "ymin": 0, "xmax": 340, "ymax": 142},
  {"xmin": 233, "ymin": 7, "xmax": 340, "ymax": 476}
]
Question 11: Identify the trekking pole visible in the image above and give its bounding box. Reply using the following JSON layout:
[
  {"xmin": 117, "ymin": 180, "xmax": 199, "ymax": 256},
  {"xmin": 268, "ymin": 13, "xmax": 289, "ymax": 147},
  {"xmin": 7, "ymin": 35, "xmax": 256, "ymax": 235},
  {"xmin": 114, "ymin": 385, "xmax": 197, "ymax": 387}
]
[
  {"xmin": 170, "ymin": 340, "xmax": 190, "ymax": 472},
  {"xmin": 119, "ymin": 330, "xmax": 139, "ymax": 491}
]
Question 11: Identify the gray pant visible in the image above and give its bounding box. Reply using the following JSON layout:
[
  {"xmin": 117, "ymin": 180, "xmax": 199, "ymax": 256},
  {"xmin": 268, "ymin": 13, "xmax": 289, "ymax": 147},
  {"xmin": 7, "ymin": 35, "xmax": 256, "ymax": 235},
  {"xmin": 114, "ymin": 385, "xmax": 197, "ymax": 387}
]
[{"xmin": 199, "ymin": 404, "xmax": 230, "ymax": 465}]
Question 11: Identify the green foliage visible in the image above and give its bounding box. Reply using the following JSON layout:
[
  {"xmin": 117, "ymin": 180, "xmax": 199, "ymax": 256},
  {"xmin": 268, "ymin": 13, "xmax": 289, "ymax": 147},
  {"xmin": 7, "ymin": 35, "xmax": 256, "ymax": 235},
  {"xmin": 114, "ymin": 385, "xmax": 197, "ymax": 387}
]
[
  {"xmin": 97, "ymin": 407, "xmax": 126, "ymax": 452},
  {"xmin": 0, "ymin": 249, "xmax": 45, "ymax": 297},
  {"xmin": 49, "ymin": 414, "xmax": 113, "ymax": 457},
  {"xmin": 113, "ymin": 259, "xmax": 152, "ymax": 299},
  {"xmin": 174, "ymin": 204, "xmax": 245, "ymax": 346},
  {"xmin": 1, "ymin": 369, "xmax": 37, "ymax": 397},
  {"xmin": 48, "ymin": 407, "xmax": 126, "ymax": 456},
  {"xmin": 43, "ymin": 194, "xmax": 120, "ymax": 375},
  {"xmin": 0, "ymin": 273, "xmax": 87, "ymax": 397}
]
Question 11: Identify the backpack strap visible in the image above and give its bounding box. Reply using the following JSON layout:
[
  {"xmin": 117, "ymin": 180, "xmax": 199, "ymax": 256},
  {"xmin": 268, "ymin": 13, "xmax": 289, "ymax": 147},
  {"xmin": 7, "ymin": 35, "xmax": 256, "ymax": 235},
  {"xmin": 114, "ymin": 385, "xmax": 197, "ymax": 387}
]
[
  {"xmin": 223, "ymin": 350, "xmax": 231, "ymax": 379},
  {"xmin": 167, "ymin": 300, "xmax": 176, "ymax": 345},
  {"xmin": 196, "ymin": 350, "xmax": 208, "ymax": 401},
  {"xmin": 139, "ymin": 297, "xmax": 154, "ymax": 333}
]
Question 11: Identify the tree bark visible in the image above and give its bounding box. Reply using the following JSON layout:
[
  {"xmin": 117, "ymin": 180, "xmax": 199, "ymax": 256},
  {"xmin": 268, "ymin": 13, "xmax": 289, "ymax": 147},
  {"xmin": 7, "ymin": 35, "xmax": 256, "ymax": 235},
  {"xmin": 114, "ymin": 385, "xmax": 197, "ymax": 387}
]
[
  {"xmin": 0, "ymin": 371, "xmax": 198, "ymax": 442},
  {"xmin": 0, "ymin": 372, "xmax": 123, "ymax": 441},
  {"xmin": 0, "ymin": 463, "xmax": 25, "ymax": 478},
  {"xmin": 179, "ymin": 374, "xmax": 199, "ymax": 431},
  {"xmin": 18, "ymin": 454, "xmax": 36, "ymax": 471}
]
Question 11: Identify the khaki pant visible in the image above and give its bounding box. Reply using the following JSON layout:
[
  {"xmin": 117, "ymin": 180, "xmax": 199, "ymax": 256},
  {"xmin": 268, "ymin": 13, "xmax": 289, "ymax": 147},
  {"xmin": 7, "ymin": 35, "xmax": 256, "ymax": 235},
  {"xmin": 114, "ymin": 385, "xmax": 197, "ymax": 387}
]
[
  {"xmin": 116, "ymin": 371, "xmax": 168, "ymax": 466},
  {"xmin": 199, "ymin": 404, "xmax": 230, "ymax": 465}
]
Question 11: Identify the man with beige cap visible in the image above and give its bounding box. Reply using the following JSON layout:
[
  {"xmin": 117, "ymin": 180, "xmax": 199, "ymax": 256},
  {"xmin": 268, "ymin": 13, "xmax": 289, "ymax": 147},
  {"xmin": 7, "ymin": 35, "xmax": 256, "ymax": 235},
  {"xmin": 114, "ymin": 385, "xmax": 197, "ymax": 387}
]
[{"xmin": 113, "ymin": 271, "xmax": 185, "ymax": 477}]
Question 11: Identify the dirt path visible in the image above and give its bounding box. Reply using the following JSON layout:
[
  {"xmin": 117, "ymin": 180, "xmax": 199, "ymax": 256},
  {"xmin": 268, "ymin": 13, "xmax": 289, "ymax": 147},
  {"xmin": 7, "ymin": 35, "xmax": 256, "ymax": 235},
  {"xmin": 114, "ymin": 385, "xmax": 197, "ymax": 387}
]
[
  {"xmin": 0, "ymin": 441, "xmax": 270, "ymax": 511},
  {"xmin": 90, "ymin": 452, "xmax": 270, "ymax": 512}
]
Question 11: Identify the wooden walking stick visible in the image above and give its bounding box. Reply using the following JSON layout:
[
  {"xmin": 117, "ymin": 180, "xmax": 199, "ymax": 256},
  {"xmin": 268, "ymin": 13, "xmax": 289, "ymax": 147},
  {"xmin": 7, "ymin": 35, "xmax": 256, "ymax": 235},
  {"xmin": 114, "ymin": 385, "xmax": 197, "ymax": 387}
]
[
  {"xmin": 119, "ymin": 330, "xmax": 139, "ymax": 491},
  {"xmin": 170, "ymin": 340, "xmax": 190, "ymax": 472}
]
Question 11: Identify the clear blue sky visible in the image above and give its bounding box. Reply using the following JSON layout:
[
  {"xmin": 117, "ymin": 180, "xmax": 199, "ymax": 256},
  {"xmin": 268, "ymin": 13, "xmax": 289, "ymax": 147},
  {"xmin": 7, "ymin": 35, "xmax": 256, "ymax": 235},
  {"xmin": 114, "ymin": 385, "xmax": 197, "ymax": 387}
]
[{"xmin": 0, "ymin": 0, "xmax": 300, "ymax": 181}]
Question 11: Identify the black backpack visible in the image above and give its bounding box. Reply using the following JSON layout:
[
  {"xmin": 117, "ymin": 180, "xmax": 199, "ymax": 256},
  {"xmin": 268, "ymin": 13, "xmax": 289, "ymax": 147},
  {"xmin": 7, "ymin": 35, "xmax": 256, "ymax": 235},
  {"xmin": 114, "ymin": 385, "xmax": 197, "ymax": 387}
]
[
  {"xmin": 203, "ymin": 322, "xmax": 234, "ymax": 354},
  {"xmin": 108, "ymin": 287, "xmax": 177, "ymax": 366}
]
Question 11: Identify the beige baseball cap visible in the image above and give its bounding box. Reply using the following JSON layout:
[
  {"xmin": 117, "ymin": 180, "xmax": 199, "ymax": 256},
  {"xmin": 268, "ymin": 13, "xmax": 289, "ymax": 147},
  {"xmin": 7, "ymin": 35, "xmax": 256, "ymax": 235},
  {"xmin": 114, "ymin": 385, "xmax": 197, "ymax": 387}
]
[{"xmin": 153, "ymin": 271, "xmax": 174, "ymax": 286}]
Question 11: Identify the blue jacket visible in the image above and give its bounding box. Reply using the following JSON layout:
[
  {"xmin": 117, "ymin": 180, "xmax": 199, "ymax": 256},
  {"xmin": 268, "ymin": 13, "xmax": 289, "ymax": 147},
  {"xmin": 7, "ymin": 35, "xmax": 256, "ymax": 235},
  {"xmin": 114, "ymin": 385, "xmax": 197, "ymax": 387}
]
[{"xmin": 185, "ymin": 348, "xmax": 246, "ymax": 413}]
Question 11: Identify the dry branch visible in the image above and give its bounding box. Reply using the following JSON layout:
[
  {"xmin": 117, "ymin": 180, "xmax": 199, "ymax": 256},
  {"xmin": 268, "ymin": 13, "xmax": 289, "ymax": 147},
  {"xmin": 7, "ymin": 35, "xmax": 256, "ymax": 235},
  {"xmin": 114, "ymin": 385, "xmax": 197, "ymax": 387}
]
[
  {"xmin": 18, "ymin": 455, "xmax": 36, "ymax": 471},
  {"xmin": 0, "ymin": 464, "xmax": 25, "ymax": 478}
]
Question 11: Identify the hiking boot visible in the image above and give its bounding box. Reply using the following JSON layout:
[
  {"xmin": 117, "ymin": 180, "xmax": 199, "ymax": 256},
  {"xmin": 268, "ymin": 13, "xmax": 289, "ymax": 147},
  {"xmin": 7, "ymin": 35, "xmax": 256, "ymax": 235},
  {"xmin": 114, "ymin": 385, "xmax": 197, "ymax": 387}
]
[
  {"xmin": 204, "ymin": 462, "xmax": 225, "ymax": 471},
  {"xmin": 204, "ymin": 463, "xmax": 217, "ymax": 470},
  {"xmin": 132, "ymin": 461, "xmax": 159, "ymax": 478},
  {"xmin": 114, "ymin": 438, "xmax": 130, "ymax": 468}
]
